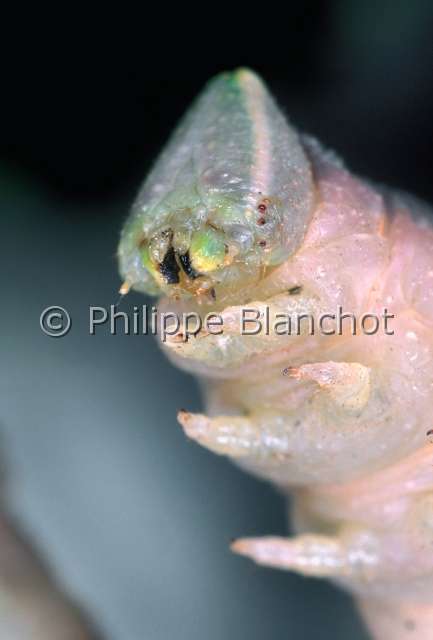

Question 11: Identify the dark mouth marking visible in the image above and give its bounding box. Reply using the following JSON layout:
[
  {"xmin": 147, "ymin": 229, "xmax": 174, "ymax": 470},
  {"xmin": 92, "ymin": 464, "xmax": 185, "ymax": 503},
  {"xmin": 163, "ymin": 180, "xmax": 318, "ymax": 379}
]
[
  {"xmin": 159, "ymin": 247, "xmax": 180, "ymax": 284},
  {"xmin": 179, "ymin": 251, "xmax": 200, "ymax": 280}
]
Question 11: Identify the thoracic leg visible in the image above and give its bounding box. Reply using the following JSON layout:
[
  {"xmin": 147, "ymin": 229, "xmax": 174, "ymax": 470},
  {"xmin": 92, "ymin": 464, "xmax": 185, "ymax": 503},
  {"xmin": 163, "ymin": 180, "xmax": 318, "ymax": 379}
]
[
  {"xmin": 231, "ymin": 527, "xmax": 380, "ymax": 579},
  {"xmin": 286, "ymin": 361, "xmax": 371, "ymax": 413}
]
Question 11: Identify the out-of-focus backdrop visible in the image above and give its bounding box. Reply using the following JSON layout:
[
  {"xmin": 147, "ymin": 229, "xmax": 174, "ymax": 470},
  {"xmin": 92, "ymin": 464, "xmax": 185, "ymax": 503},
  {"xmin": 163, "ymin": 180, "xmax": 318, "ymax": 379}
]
[{"xmin": 1, "ymin": 3, "xmax": 433, "ymax": 639}]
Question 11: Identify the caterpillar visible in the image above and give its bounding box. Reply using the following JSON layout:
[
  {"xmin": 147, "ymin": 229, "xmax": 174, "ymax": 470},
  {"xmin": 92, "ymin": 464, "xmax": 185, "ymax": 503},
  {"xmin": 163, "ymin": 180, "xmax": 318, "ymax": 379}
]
[{"xmin": 118, "ymin": 68, "xmax": 433, "ymax": 640}]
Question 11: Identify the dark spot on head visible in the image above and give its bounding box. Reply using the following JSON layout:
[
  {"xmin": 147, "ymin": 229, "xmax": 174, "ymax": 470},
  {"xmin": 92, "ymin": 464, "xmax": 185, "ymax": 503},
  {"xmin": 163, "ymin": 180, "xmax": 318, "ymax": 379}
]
[
  {"xmin": 179, "ymin": 251, "xmax": 199, "ymax": 279},
  {"xmin": 159, "ymin": 247, "xmax": 180, "ymax": 284},
  {"xmin": 427, "ymin": 429, "xmax": 433, "ymax": 438},
  {"xmin": 257, "ymin": 217, "xmax": 266, "ymax": 225},
  {"xmin": 288, "ymin": 285, "xmax": 303, "ymax": 295},
  {"xmin": 404, "ymin": 619, "xmax": 416, "ymax": 632},
  {"xmin": 258, "ymin": 240, "xmax": 267, "ymax": 247}
]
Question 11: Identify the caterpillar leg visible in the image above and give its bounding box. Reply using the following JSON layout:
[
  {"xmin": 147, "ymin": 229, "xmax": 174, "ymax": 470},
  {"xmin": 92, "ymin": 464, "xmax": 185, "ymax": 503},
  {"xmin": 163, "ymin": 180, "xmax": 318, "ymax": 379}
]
[
  {"xmin": 231, "ymin": 529, "xmax": 379, "ymax": 579},
  {"xmin": 286, "ymin": 361, "xmax": 371, "ymax": 413},
  {"xmin": 178, "ymin": 411, "xmax": 263, "ymax": 457},
  {"xmin": 178, "ymin": 409, "xmax": 310, "ymax": 460}
]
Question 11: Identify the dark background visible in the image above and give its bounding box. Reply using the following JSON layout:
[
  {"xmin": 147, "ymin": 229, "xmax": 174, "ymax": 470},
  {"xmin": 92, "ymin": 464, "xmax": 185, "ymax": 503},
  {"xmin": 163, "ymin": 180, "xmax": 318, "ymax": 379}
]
[
  {"xmin": 3, "ymin": 1, "xmax": 433, "ymax": 205},
  {"xmin": 1, "ymin": 2, "xmax": 433, "ymax": 639}
]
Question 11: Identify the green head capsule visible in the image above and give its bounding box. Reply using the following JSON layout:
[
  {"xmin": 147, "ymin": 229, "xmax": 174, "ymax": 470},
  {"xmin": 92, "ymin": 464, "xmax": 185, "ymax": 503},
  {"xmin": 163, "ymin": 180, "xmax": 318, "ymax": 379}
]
[{"xmin": 118, "ymin": 68, "xmax": 314, "ymax": 301}]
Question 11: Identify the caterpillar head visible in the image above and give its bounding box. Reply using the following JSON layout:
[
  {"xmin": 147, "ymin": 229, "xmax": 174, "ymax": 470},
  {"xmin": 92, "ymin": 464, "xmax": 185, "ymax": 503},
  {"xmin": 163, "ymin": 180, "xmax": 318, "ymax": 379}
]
[{"xmin": 118, "ymin": 69, "xmax": 314, "ymax": 303}]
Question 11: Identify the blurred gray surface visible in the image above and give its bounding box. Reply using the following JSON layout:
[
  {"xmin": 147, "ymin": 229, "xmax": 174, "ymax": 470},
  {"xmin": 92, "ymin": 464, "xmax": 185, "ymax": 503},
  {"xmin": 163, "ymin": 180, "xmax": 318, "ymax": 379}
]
[{"xmin": 0, "ymin": 183, "xmax": 368, "ymax": 639}]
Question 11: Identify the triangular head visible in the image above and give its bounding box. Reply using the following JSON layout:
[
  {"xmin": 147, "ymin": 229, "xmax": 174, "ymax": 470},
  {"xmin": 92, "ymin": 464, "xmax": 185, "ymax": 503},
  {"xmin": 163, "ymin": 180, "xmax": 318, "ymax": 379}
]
[{"xmin": 118, "ymin": 69, "xmax": 314, "ymax": 304}]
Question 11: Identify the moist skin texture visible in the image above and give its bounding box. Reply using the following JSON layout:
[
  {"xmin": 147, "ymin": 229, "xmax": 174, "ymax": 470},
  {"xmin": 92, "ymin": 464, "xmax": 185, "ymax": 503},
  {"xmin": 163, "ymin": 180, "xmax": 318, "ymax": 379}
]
[{"xmin": 119, "ymin": 70, "xmax": 433, "ymax": 640}]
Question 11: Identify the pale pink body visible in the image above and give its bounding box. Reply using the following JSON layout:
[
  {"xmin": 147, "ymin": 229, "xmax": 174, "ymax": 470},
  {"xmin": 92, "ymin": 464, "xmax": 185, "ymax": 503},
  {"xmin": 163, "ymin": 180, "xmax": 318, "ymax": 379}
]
[{"xmin": 162, "ymin": 142, "xmax": 433, "ymax": 639}]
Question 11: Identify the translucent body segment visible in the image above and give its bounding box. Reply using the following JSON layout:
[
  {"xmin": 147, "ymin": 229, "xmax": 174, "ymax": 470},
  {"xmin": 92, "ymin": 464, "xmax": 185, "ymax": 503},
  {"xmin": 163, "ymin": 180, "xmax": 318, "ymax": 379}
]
[
  {"xmin": 163, "ymin": 293, "xmax": 327, "ymax": 369},
  {"xmin": 177, "ymin": 359, "xmax": 396, "ymax": 486}
]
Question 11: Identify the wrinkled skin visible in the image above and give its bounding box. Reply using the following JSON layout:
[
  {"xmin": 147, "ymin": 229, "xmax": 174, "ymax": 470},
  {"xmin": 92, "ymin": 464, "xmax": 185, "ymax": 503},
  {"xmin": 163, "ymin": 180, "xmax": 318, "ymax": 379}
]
[{"xmin": 119, "ymin": 70, "xmax": 433, "ymax": 639}]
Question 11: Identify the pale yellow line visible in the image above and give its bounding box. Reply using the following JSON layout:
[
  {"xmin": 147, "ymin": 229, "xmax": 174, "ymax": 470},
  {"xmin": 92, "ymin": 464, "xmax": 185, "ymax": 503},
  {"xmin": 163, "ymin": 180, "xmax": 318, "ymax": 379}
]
[{"xmin": 237, "ymin": 69, "xmax": 272, "ymax": 197}]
